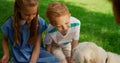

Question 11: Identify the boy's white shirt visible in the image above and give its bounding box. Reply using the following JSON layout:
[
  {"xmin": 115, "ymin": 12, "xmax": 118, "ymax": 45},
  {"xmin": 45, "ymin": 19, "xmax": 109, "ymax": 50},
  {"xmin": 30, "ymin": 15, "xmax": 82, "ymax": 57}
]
[{"xmin": 44, "ymin": 16, "xmax": 81, "ymax": 47}]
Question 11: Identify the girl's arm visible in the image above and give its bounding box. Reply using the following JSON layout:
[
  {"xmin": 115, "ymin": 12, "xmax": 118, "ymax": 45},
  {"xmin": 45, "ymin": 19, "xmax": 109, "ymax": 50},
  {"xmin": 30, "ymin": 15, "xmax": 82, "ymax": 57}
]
[
  {"xmin": 1, "ymin": 35, "xmax": 9, "ymax": 63},
  {"xmin": 29, "ymin": 34, "xmax": 42, "ymax": 63}
]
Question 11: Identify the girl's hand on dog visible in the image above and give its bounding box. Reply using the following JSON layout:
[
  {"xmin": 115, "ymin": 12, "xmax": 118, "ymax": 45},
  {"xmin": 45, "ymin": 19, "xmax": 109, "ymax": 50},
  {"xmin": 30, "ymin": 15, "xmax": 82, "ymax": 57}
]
[{"xmin": 1, "ymin": 54, "xmax": 9, "ymax": 63}]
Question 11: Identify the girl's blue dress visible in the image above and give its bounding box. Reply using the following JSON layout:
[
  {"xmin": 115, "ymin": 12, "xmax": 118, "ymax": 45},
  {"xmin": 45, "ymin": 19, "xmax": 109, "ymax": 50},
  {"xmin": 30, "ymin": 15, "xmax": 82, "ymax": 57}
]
[{"xmin": 1, "ymin": 17, "xmax": 59, "ymax": 63}]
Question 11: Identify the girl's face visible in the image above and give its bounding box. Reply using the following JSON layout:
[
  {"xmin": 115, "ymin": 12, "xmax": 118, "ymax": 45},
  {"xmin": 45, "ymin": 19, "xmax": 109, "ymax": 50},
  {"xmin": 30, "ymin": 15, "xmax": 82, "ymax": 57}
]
[
  {"xmin": 20, "ymin": 6, "xmax": 37, "ymax": 24},
  {"xmin": 53, "ymin": 14, "xmax": 70, "ymax": 35}
]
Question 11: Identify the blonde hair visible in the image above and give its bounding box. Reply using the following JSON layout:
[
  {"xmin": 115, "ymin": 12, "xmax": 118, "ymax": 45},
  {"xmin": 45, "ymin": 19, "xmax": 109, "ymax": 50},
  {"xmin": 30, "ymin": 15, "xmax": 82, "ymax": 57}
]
[
  {"xmin": 13, "ymin": 0, "xmax": 38, "ymax": 46},
  {"xmin": 46, "ymin": 2, "xmax": 69, "ymax": 24}
]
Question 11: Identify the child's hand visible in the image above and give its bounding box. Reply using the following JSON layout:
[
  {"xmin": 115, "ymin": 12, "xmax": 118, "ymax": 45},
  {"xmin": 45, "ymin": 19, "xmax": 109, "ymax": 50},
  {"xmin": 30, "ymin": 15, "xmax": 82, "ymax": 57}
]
[
  {"xmin": 29, "ymin": 61, "xmax": 36, "ymax": 63},
  {"xmin": 1, "ymin": 55, "xmax": 9, "ymax": 63},
  {"xmin": 0, "ymin": 59, "xmax": 2, "ymax": 63},
  {"xmin": 67, "ymin": 57, "xmax": 73, "ymax": 63},
  {"xmin": 69, "ymin": 57, "xmax": 74, "ymax": 63},
  {"xmin": 70, "ymin": 60, "xmax": 73, "ymax": 63}
]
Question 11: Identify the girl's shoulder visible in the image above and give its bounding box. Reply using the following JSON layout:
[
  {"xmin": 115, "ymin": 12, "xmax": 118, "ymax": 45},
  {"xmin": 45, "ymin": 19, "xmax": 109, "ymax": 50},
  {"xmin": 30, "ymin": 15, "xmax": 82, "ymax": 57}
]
[
  {"xmin": 38, "ymin": 16, "xmax": 47, "ymax": 26},
  {"xmin": 38, "ymin": 16, "xmax": 48, "ymax": 31},
  {"xmin": 38, "ymin": 17, "xmax": 46, "ymax": 23},
  {"xmin": 1, "ymin": 17, "xmax": 13, "ymax": 36},
  {"xmin": 1, "ymin": 17, "xmax": 13, "ymax": 27}
]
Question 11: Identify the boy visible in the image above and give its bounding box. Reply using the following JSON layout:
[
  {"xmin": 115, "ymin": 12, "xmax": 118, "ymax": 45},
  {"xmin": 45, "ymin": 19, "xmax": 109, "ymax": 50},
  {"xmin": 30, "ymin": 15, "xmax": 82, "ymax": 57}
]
[{"xmin": 44, "ymin": 2, "xmax": 81, "ymax": 63}]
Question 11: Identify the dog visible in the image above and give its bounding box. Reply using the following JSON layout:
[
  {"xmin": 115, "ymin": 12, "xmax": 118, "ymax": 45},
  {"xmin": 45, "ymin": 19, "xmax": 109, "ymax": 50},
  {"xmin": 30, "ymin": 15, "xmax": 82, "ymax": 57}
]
[{"xmin": 73, "ymin": 42, "xmax": 107, "ymax": 63}]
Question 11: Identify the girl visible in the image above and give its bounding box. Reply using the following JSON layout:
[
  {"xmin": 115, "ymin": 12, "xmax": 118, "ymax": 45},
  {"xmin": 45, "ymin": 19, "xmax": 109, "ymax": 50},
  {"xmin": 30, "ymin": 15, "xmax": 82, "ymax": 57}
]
[{"xmin": 0, "ymin": 0, "xmax": 59, "ymax": 63}]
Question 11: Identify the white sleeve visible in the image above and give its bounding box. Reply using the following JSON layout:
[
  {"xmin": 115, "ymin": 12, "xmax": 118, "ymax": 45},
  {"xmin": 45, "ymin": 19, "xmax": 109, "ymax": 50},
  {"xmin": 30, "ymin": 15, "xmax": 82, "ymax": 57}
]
[
  {"xmin": 44, "ymin": 32, "xmax": 52, "ymax": 45},
  {"xmin": 73, "ymin": 22, "xmax": 81, "ymax": 40}
]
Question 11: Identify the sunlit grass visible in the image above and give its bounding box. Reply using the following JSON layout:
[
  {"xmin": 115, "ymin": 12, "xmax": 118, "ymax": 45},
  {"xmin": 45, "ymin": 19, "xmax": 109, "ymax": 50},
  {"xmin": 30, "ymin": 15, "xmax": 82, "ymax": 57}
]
[{"xmin": 63, "ymin": 0, "xmax": 112, "ymax": 14}]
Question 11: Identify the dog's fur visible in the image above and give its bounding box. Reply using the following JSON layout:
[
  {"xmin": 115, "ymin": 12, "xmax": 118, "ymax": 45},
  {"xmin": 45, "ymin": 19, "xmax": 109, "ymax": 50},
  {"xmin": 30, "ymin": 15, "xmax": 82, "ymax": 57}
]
[
  {"xmin": 73, "ymin": 42, "xmax": 107, "ymax": 63},
  {"xmin": 73, "ymin": 42, "xmax": 120, "ymax": 63},
  {"xmin": 106, "ymin": 52, "xmax": 120, "ymax": 63}
]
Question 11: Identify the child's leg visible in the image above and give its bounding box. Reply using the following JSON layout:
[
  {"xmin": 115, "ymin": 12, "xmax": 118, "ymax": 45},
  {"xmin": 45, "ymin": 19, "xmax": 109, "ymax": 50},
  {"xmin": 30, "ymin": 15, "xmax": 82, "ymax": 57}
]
[
  {"xmin": 38, "ymin": 47, "xmax": 60, "ymax": 63},
  {"xmin": 62, "ymin": 43, "xmax": 72, "ymax": 63},
  {"xmin": 52, "ymin": 46, "xmax": 67, "ymax": 63}
]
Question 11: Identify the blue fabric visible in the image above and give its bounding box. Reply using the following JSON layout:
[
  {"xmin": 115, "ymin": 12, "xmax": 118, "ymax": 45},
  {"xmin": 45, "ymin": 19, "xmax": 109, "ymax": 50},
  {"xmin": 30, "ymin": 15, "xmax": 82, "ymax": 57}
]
[{"xmin": 1, "ymin": 17, "xmax": 59, "ymax": 63}]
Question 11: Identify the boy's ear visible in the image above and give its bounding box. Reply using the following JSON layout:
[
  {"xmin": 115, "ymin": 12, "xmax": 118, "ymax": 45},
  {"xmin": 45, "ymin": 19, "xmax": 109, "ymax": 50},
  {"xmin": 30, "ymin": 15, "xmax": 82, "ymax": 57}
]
[{"xmin": 69, "ymin": 13, "xmax": 71, "ymax": 17}]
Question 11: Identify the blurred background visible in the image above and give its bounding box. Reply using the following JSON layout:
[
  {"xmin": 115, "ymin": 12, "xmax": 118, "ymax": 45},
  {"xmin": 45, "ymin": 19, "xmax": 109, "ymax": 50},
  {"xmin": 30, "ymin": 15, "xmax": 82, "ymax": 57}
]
[{"xmin": 0, "ymin": 0, "xmax": 120, "ymax": 59}]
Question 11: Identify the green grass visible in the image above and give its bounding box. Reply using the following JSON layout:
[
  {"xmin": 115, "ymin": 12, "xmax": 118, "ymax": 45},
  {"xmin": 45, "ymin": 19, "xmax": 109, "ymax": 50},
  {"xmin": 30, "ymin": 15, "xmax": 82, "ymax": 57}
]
[{"xmin": 0, "ymin": 0, "xmax": 120, "ymax": 59}]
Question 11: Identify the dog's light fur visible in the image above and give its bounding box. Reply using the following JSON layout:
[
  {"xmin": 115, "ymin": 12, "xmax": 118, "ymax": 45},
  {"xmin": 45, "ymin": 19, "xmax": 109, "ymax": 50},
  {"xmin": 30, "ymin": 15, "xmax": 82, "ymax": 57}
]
[
  {"xmin": 73, "ymin": 42, "xmax": 120, "ymax": 63},
  {"xmin": 106, "ymin": 52, "xmax": 120, "ymax": 63},
  {"xmin": 73, "ymin": 42, "xmax": 107, "ymax": 63}
]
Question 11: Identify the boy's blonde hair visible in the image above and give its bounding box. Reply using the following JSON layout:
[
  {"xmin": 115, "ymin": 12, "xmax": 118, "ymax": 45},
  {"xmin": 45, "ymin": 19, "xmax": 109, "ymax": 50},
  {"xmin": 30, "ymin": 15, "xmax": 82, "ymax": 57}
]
[
  {"xmin": 46, "ymin": 2, "xmax": 70, "ymax": 24},
  {"xmin": 14, "ymin": 0, "xmax": 38, "ymax": 46}
]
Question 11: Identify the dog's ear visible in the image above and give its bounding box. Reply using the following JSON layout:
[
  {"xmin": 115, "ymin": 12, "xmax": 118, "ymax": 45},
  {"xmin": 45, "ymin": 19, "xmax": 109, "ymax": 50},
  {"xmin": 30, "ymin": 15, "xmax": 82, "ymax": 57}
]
[
  {"xmin": 105, "ymin": 57, "xmax": 108, "ymax": 63},
  {"xmin": 84, "ymin": 57, "xmax": 87, "ymax": 63},
  {"xmin": 90, "ymin": 58, "xmax": 97, "ymax": 63}
]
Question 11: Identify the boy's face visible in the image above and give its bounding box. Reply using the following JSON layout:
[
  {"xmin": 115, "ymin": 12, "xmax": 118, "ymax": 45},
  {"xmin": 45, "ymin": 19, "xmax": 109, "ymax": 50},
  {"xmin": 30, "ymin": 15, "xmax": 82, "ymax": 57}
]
[
  {"xmin": 53, "ymin": 14, "xmax": 70, "ymax": 35},
  {"xmin": 20, "ymin": 6, "xmax": 38, "ymax": 24}
]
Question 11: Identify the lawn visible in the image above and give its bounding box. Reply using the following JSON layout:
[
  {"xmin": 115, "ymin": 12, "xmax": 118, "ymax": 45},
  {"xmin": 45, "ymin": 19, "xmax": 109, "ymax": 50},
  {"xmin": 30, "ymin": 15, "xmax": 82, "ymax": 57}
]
[{"xmin": 0, "ymin": 0, "xmax": 120, "ymax": 59}]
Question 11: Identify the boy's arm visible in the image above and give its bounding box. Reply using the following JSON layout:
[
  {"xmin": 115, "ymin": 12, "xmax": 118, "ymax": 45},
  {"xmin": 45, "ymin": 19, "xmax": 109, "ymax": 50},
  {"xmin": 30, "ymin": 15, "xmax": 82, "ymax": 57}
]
[
  {"xmin": 44, "ymin": 32, "xmax": 53, "ymax": 53},
  {"xmin": 46, "ymin": 40, "xmax": 56, "ymax": 53},
  {"xmin": 71, "ymin": 40, "xmax": 78, "ymax": 56},
  {"xmin": 1, "ymin": 35, "xmax": 9, "ymax": 63},
  {"xmin": 70, "ymin": 40, "xmax": 78, "ymax": 63},
  {"xmin": 71, "ymin": 20, "xmax": 80, "ymax": 55},
  {"xmin": 29, "ymin": 34, "xmax": 42, "ymax": 63},
  {"xmin": 72, "ymin": 40, "xmax": 78, "ymax": 49}
]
